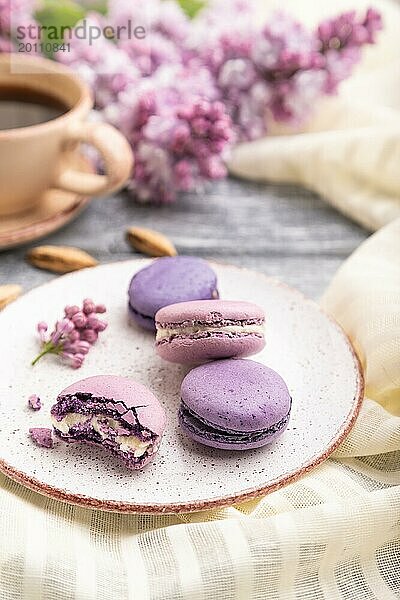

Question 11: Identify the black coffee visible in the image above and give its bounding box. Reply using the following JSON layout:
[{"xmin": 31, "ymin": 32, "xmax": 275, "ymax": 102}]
[{"xmin": 0, "ymin": 87, "xmax": 69, "ymax": 130}]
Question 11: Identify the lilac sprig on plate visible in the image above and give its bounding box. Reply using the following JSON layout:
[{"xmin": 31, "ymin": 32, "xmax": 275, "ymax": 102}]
[{"xmin": 31, "ymin": 298, "xmax": 107, "ymax": 369}]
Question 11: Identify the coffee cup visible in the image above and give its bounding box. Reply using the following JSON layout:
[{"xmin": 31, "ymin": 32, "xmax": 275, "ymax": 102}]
[{"xmin": 0, "ymin": 53, "xmax": 133, "ymax": 216}]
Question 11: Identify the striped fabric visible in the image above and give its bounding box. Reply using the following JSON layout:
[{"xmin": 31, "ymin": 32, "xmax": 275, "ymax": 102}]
[{"xmin": 0, "ymin": 218, "xmax": 399, "ymax": 599}]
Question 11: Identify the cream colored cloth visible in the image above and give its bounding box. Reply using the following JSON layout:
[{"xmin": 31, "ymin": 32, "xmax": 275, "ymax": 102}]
[
  {"xmin": 0, "ymin": 218, "xmax": 399, "ymax": 599},
  {"xmin": 229, "ymin": 0, "xmax": 400, "ymax": 231}
]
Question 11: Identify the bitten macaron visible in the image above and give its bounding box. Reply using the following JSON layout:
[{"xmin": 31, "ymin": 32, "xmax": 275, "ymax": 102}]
[
  {"xmin": 155, "ymin": 299, "xmax": 265, "ymax": 363},
  {"xmin": 179, "ymin": 359, "xmax": 291, "ymax": 450},
  {"xmin": 51, "ymin": 375, "xmax": 167, "ymax": 470},
  {"xmin": 128, "ymin": 256, "xmax": 219, "ymax": 331}
]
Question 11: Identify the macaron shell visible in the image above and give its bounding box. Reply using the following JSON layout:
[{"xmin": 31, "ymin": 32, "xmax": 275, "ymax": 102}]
[
  {"xmin": 128, "ymin": 257, "xmax": 218, "ymax": 321},
  {"xmin": 179, "ymin": 411, "xmax": 290, "ymax": 450},
  {"xmin": 180, "ymin": 359, "xmax": 291, "ymax": 433},
  {"xmin": 59, "ymin": 375, "xmax": 167, "ymax": 436},
  {"xmin": 128, "ymin": 302, "xmax": 156, "ymax": 332},
  {"xmin": 156, "ymin": 334, "xmax": 265, "ymax": 364},
  {"xmin": 156, "ymin": 299, "xmax": 265, "ymax": 325}
]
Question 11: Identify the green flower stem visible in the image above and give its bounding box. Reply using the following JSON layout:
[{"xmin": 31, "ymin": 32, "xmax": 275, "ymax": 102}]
[{"xmin": 31, "ymin": 342, "xmax": 60, "ymax": 366}]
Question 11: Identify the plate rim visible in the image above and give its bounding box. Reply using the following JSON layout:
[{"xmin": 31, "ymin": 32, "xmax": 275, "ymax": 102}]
[{"xmin": 0, "ymin": 259, "xmax": 364, "ymax": 513}]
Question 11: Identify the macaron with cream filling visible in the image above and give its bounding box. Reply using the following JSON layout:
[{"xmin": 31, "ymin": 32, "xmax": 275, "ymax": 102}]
[
  {"xmin": 156, "ymin": 299, "xmax": 265, "ymax": 363},
  {"xmin": 51, "ymin": 375, "xmax": 166, "ymax": 470}
]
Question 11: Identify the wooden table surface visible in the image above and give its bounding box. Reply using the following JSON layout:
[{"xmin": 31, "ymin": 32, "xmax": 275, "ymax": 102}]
[{"xmin": 0, "ymin": 177, "xmax": 369, "ymax": 300}]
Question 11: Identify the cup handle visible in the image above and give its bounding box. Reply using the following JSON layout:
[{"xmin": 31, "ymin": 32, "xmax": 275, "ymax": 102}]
[{"xmin": 54, "ymin": 121, "xmax": 133, "ymax": 196}]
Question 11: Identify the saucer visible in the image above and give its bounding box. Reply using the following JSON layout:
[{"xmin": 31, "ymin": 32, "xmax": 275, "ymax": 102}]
[{"xmin": 0, "ymin": 153, "xmax": 94, "ymax": 250}]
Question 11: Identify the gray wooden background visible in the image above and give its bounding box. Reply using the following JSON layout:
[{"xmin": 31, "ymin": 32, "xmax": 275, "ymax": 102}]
[{"xmin": 0, "ymin": 177, "xmax": 369, "ymax": 299}]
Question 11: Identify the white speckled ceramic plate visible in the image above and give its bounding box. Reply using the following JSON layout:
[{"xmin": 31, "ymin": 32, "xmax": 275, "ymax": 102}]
[{"xmin": 0, "ymin": 260, "xmax": 363, "ymax": 513}]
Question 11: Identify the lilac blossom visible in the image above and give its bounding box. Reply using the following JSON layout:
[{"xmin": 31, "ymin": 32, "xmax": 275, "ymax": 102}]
[
  {"xmin": 97, "ymin": 61, "xmax": 232, "ymax": 203},
  {"xmin": 58, "ymin": 14, "xmax": 139, "ymax": 108},
  {"xmin": 51, "ymin": 1, "xmax": 382, "ymax": 201},
  {"xmin": 0, "ymin": 0, "xmax": 40, "ymax": 49},
  {"xmin": 0, "ymin": 0, "xmax": 38, "ymax": 34},
  {"xmin": 190, "ymin": 5, "xmax": 382, "ymax": 138},
  {"xmin": 316, "ymin": 8, "xmax": 383, "ymax": 93},
  {"xmin": 131, "ymin": 98, "xmax": 232, "ymax": 202},
  {"xmin": 189, "ymin": 10, "xmax": 324, "ymax": 136},
  {"xmin": 32, "ymin": 298, "xmax": 107, "ymax": 368},
  {"xmin": 119, "ymin": 32, "xmax": 181, "ymax": 77},
  {"xmin": 108, "ymin": 0, "xmax": 190, "ymax": 44}
]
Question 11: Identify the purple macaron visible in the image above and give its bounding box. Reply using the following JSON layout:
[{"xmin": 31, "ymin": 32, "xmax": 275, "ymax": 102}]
[
  {"xmin": 179, "ymin": 359, "xmax": 291, "ymax": 450},
  {"xmin": 51, "ymin": 375, "xmax": 167, "ymax": 470},
  {"xmin": 155, "ymin": 300, "xmax": 265, "ymax": 364},
  {"xmin": 128, "ymin": 256, "xmax": 219, "ymax": 331}
]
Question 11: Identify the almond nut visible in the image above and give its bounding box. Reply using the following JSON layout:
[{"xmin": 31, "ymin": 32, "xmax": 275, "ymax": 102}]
[
  {"xmin": 26, "ymin": 245, "xmax": 98, "ymax": 274},
  {"xmin": 126, "ymin": 227, "xmax": 177, "ymax": 257},
  {"xmin": 0, "ymin": 284, "xmax": 22, "ymax": 310}
]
